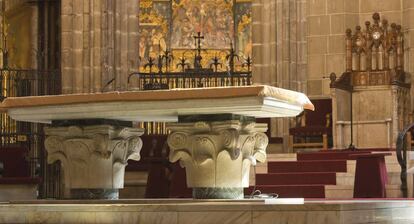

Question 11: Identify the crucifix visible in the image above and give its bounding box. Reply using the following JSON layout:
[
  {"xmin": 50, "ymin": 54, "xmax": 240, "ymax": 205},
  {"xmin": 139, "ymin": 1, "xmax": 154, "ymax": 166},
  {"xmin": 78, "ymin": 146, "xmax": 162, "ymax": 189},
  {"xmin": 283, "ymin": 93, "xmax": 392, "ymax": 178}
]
[{"xmin": 193, "ymin": 32, "xmax": 204, "ymax": 69}]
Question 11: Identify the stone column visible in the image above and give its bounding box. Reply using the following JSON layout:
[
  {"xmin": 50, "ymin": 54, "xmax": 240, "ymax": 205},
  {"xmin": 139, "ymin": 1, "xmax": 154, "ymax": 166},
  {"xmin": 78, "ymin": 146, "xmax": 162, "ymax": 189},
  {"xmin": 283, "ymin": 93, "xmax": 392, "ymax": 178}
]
[
  {"xmin": 167, "ymin": 116, "xmax": 268, "ymax": 199},
  {"xmin": 252, "ymin": 0, "xmax": 307, "ymax": 91},
  {"xmin": 251, "ymin": 0, "xmax": 307, "ymax": 150},
  {"xmin": 403, "ymin": 1, "xmax": 414, "ymax": 111},
  {"xmin": 44, "ymin": 123, "xmax": 144, "ymax": 199}
]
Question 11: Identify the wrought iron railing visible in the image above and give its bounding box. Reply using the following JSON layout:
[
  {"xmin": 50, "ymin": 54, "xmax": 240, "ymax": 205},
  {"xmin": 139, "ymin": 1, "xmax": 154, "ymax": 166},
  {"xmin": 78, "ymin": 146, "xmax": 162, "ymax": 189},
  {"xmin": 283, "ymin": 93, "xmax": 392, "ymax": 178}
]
[
  {"xmin": 0, "ymin": 68, "xmax": 61, "ymax": 198},
  {"xmin": 126, "ymin": 34, "xmax": 252, "ymax": 135},
  {"xmin": 128, "ymin": 71, "xmax": 252, "ymax": 91},
  {"xmin": 0, "ymin": 68, "xmax": 60, "ymax": 147},
  {"xmin": 396, "ymin": 123, "xmax": 414, "ymax": 198},
  {"xmin": 128, "ymin": 70, "xmax": 252, "ymax": 135}
]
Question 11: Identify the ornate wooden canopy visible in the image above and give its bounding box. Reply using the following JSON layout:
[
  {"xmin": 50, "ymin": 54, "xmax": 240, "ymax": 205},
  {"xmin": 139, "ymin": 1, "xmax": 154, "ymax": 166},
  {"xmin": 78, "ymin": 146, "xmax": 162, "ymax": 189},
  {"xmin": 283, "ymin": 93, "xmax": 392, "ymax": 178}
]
[{"xmin": 330, "ymin": 13, "xmax": 408, "ymax": 90}]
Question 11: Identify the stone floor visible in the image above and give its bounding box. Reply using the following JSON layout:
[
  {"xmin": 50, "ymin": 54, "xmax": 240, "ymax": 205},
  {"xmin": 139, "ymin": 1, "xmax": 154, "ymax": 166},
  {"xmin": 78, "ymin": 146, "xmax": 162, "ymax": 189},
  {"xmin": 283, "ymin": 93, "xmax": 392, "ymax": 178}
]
[{"xmin": 1, "ymin": 199, "xmax": 414, "ymax": 223}]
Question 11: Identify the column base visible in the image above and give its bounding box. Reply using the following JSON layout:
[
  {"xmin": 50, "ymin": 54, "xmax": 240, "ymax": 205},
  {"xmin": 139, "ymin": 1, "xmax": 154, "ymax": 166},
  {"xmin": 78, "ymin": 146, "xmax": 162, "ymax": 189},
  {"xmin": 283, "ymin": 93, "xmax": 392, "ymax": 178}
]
[
  {"xmin": 70, "ymin": 189, "xmax": 119, "ymax": 199},
  {"xmin": 192, "ymin": 187, "xmax": 244, "ymax": 199}
]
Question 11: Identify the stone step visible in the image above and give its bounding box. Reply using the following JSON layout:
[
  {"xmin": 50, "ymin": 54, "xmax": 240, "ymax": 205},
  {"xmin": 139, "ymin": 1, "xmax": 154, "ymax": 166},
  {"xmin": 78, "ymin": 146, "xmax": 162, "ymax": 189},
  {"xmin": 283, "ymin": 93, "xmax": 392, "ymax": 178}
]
[
  {"xmin": 336, "ymin": 173, "xmax": 354, "ymax": 186},
  {"xmin": 253, "ymin": 170, "xmax": 405, "ymax": 188},
  {"xmin": 266, "ymin": 153, "xmax": 296, "ymax": 161},
  {"xmin": 124, "ymin": 171, "xmax": 148, "ymax": 185},
  {"xmin": 120, "ymin": 171, "xmax": 148, "ymax": 199},
  {"xmin": 346, "ymin": 160, "xmax": 356, "ymax": 173},
  {"xmin": 387, "ymin": 172, "xmax": 404, "ymax": 185},
  {"xmin": 265, "ymin": 154, "xmax": 399, "ymax": 164},
  {"xmin": 325, "ymin": 185, "xmax": 353, "ymax": 199},
  {"xmin": 259, "ymin": 160, "xmax": 401, "ymax": 175},
  {"xmin": 385, "ymin": 184, "xmax": 404, "ymax": 198},
  {"xmin": 336, "ymin": 172, "xmax": 405, "ymax": 186},
  {"xmin": 325, "ymin": 184, "xmax": 405, "ymax": 199},
  {"xmin": 258, "ymin": 152, "xmax": 409, "ymax": 199},
  {"xmin": 322, "ymin": 158, "xmax": 401, "ymax": 173}
]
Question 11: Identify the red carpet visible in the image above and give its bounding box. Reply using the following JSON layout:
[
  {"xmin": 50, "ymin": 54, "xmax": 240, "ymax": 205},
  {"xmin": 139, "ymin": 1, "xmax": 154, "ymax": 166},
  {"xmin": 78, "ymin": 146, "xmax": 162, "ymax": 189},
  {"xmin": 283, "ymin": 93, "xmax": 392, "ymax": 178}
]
[
  {"xmin": 268, "ymin": 160, "xmax": 347, "ymax": 173},
  {"xmin": 168, "ymin": 151, "xmax": 385, "ymax": 198},
  {"xmin": 256, "ymin": 172, "xmax": 336, "ymax": 185},
  {"xmin": 249, "ymin": 151, "xmax": 366, "ymax": 198},
  {"xmin": 297, "ymin": 151, "xmax": 366, "ymax": 160}
]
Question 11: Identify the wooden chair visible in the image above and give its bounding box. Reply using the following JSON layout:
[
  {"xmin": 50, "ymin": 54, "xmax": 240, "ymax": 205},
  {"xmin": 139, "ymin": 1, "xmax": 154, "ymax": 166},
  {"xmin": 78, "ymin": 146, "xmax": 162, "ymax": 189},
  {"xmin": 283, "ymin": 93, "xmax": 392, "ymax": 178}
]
[
  {"xmin": 0, "ymin": 147, "xmax": 30, "ymax": 178},
  {"xmin": 289, "ymin": 99, "xmax": 332, "ymax": 150}
]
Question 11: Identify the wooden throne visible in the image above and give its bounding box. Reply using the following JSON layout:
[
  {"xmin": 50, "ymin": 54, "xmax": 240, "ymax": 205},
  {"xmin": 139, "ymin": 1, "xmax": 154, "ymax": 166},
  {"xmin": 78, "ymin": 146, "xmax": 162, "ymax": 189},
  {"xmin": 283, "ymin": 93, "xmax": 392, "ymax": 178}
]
[{"xmin": 330, "ymin": 12, "xmax": 410, "ymax": 149}]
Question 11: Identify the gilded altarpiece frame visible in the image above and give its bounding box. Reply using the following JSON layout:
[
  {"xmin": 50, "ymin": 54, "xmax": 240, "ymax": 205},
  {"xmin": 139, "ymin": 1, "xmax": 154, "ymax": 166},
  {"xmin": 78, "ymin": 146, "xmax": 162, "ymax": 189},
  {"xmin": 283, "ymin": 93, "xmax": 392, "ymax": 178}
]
[{"xmin": 138, "ymin": 0, "xmax": 252, "ymax": 72}]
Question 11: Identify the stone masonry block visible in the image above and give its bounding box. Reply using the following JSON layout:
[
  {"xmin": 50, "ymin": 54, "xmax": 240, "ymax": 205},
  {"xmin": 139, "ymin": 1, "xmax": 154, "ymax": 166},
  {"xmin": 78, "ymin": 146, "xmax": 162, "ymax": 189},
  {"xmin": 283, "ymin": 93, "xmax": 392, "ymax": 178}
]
[
  {"xmin": 308, "ymin": 36, "xmax": 328, "ymax": 55},
  {"xmin": 309, "ymin": 15, "xmax": 330, "ymax": 36}
]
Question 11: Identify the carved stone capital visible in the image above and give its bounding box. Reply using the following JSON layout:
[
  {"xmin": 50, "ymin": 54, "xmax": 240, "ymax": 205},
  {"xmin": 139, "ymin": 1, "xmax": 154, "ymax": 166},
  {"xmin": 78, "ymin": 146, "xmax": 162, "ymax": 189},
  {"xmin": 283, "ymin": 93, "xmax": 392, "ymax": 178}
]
[
  {"xmin": 44, "ymin": 125, "xmax": 144, "ymax": 199},
  {"xmin": 167, "ymin": 120, "xmax": 268, "ymax": 198}
]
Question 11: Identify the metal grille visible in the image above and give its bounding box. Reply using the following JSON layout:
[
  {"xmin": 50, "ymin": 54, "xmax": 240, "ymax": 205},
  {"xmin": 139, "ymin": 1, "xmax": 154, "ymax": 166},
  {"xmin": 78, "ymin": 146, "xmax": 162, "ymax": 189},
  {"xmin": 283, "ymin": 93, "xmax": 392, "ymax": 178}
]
[
  {"xmin": 0, "ymin": 68, "xmax": 61, "ymax": 198},
  {"xmin": 131, "ymin": 71, "xmax": 252, "ymax": 135}
]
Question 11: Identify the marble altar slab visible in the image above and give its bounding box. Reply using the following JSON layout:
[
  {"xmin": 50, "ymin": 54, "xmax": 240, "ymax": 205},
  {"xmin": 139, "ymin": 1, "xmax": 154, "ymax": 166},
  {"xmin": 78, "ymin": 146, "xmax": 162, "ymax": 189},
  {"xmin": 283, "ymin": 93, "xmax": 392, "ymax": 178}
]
[
  {"xmin": 1, "ymin": 199, "xmax": 414, "ymax": 224},
  {"xmin": 0, "ymin": 85, "xmax": 313, "ymax": 123}
]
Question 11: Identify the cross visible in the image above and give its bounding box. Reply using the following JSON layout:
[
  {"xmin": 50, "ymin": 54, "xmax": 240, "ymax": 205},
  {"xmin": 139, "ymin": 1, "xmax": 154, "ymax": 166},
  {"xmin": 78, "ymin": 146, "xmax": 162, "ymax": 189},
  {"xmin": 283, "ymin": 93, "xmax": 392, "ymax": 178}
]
[
  {"xmin": 193, "ymin": 32, "xmax": 204, "ymax": 69},
  {"xmin": 193, "ymin": 32, "xmax": 204, "ymax": 51}
]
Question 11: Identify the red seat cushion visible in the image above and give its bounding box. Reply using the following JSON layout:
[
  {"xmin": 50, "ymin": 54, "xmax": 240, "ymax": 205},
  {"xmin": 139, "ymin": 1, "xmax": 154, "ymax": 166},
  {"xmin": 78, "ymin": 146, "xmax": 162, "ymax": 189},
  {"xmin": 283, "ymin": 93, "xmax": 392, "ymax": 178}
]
[{"xmin": 0, "ymin": 147, "xmax": 30, "ymax": 177}]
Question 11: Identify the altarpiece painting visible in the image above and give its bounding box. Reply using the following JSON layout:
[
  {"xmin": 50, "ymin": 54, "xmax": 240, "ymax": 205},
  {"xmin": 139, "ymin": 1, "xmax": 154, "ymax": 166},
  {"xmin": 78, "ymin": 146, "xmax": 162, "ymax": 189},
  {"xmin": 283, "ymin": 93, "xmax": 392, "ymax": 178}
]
[{"xmin": 138, "ymin": 0, "xmax": 252, "ymax": 72}]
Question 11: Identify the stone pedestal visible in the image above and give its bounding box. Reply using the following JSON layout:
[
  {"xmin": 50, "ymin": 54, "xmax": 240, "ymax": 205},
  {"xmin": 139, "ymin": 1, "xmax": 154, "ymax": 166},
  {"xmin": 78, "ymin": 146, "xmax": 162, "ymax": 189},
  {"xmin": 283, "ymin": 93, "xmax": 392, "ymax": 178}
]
[
  {"xmin": 331, "ymin": 85, "xmax": 410, "ymax": 149},
  {"xmin": 167, "ymin": 115, "xmax": 268, "ymax": 199},
  {"xmin": 44, "ymin": 123, "xmax": 144, "ymax": 199}
]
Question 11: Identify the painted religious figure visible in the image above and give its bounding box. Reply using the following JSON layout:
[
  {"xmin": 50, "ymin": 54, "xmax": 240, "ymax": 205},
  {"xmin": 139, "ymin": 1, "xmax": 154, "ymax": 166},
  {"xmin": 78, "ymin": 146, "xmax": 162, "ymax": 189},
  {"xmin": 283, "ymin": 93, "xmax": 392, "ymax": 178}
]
[
  {"xmin": 235, "ymin": 2, "xmax": 252, "ymax": 58},
  {"xmin": 171, "ymin": 0, "xmax": 234, "ymax": 49},
  {"xmin": 138, "ymin": 0, "xmax": 252, "ymax": 71},
  {"xmin": 139, "ymin": 0, "xmax": 170, "ymax": 60}
]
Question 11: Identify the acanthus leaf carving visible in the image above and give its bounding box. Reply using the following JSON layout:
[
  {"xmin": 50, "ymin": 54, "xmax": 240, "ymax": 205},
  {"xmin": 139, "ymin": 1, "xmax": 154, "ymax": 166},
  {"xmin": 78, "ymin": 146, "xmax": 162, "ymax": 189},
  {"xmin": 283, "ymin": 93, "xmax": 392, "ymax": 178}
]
[
  {"xmin": 192, "ymin": 136, "xmax": 215, "ymax": 165},
  {"xmin": 253, "ymin": 132, "xmax": 268, "ymax": 163},
  {"xmin": 126, "ymin": 136, "xmax": 143, "ymax": 161},
  {"xmin": 194, "ymin": 122, "xmax": 211, "ymax": 132},
  {"xmin": 240, "ymin": 135, "xmax": 258, "ymax": 166},
  {"xmin": 167, "ymin": 131, "xmax": 188, "ymax": 149},
  {"xmin": 63, "ymin": 139, "xmax": 91, "ymax": 164},
  {"xmin": 44, "ymin": 125, "xmax": 144, "ymax": 193},
  {"xmin": 167, "ymin": 120, "xmax": 268, "ymax": 188},
  {"xmin": 221, "ymin": 129, "xmax": 238, "ymax": 148},
  {"xmin": 44, "ymin": 135, "xmax": 64, "ymax": 158},
  {"xmin": 92, "ymin": 133, "xmax": 110, "ymax": 158}
]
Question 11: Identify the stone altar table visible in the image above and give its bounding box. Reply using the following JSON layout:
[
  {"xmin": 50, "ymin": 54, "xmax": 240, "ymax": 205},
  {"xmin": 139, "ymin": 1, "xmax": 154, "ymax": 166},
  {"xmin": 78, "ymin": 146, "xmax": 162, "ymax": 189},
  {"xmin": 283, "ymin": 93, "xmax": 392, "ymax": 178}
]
[{"xmin": 0, "ymin": 85, "xmax": 313, "ymax": 199}]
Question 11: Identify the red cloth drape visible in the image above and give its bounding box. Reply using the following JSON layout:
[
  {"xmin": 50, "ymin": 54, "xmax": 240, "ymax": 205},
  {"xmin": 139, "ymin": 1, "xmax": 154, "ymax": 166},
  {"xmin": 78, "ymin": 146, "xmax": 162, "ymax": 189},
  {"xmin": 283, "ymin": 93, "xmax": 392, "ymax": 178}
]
[{"xmin": 351, "ymin": 153, "xmax": 391, "ymax": 198}]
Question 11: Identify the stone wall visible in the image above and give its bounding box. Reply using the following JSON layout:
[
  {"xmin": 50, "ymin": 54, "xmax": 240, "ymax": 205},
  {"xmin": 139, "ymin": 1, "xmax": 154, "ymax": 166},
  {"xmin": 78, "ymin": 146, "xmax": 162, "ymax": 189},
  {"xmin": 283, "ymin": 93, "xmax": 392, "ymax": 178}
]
[
  {"xmin": 306, "ymin": 0, "xmax": 359, "ymax": 97},
  {"xmin": 306, "ymin": 0, "xmax": 413, "ymax": 99},
  {"xmin": 61, "ymin": 0, "xmax": 139, "ymax": 94},
  {"xmin": 403, "ymin": 0, "xmax": 414, "ymax": 108},
  {"xmin": 5, "ymin": 0, "xmax": 412, "ymax": 149},
  {"xmin": 57, "ymin": 0, "xmax": 414, "ymax": 97},
  {"xmin": 253, "ymin": 0, "xmax": 413, "ymax": 99},
  {"xmin": 250, "ymin": 0, "xmax": 414, "ymax": 150},
  {"xmin": 252, "ymin": 0, "xmax": 307, "ymax": 92},
  {"xmin": 251, "ymin": 0, "xmax": 307, "ymax": 148}
]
